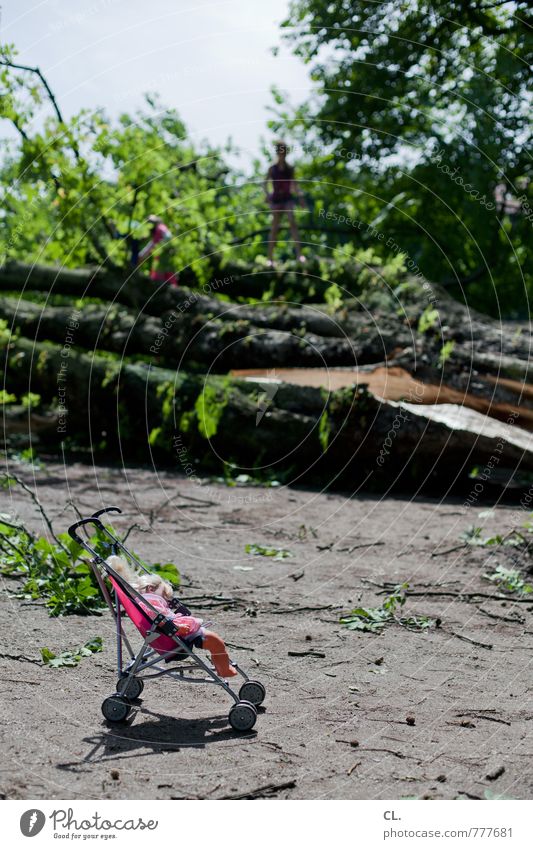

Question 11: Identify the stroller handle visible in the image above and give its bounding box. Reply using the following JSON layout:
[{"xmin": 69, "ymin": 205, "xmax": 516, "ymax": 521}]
[
  {"xmin": 91, "ymin": 506, "xmax": 122, "ymax": 519},
  {"xmin": 68, "ymin": 516, "xmax": 106, "ymax": 545},
  {"xmin": 67, "ymin": 507, "xmax": 122, "ymax": 545}
]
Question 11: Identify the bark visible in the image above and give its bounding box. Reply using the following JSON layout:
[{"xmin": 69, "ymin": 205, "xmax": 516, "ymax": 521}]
[
  {"xmin": 0, "ymin": 259, "xmax": 332, "ymax": 310},
  {"xmin": 3, "ymin": 336, "xmax": 532, "ymax": 490},
  {"xmin": 0, "ymin": 296, "xmax": 404, "ymax": 370}
]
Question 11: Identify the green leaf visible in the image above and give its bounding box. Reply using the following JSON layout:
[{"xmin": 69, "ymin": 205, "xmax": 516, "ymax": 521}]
[{"xmin": 245, "ymin": 543, "xmax": 293, "ymax": 560}]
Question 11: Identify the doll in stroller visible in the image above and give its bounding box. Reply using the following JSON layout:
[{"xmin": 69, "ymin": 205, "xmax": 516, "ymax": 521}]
[{"xmin": 68, "ymin": 507, "xmax": 266, "ymax": 732}]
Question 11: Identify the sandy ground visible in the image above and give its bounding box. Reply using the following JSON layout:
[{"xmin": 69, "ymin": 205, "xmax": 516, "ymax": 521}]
[{"xmin": 1, "ymin": 460, "xmax": 532, "ymax": 800}]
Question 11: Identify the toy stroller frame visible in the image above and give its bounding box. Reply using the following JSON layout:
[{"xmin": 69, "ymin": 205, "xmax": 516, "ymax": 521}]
[{"xmin": 67, "ymin": 507, "xmax": 265, "ymax": 732}]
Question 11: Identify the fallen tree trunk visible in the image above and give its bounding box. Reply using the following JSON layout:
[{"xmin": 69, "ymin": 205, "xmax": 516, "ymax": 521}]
[
  {"xmin": 0, "ymin": 296, "xmax": 406, "ymax": 369},
  {"xmin": 0, "ymin": 259, "xmax": 334, "ymax": 308},
  {"xmin": 4, "ymin": 336, "xmax": 532, "ymax": 491}
]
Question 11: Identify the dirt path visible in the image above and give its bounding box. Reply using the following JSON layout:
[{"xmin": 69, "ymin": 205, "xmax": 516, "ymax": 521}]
[{"xmin": 1, "ymin": 461, "xmax": 532, "ymax": 800}]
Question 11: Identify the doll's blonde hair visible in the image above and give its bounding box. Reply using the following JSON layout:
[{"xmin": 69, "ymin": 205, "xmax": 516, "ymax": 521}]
[{"xmin": 106, "ymin": 555, "xmax": 173, "ymax": 599}]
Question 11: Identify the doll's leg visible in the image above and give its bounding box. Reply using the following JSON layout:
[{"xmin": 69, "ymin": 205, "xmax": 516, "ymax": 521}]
[{"xmin": 202, "ymin": 630, "xmax": 237, "ymax": 677}]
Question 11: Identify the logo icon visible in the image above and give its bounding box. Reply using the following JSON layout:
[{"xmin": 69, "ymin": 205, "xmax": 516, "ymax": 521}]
[
  {"xmin": 20, "ymin": 810, "xmax": 46, "ymax": 837},
  {"xmin": 256, "ymin": 370, "xmax": 280, "ymax": 425}
]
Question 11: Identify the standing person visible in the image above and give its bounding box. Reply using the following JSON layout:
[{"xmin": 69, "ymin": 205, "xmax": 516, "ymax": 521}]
[
  {"xmin": 264, "ymin": 141, "xmax": 306, "ymax": 265},
  {"xmin": 137, "ymin": 214, "xmax": 179, "ymax": 287}
]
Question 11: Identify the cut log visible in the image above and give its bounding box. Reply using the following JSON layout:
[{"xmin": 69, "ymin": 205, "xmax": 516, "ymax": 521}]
[
  {"xmin": 0, "ymin": 296, "xmax": 404, "ymax": 369},
  {"xmin": 3, "ymin": 336, "xmax": 532, "ymax": 490}
]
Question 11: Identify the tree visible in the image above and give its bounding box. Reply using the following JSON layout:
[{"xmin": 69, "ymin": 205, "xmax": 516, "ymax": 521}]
[
  {"xmin": 276, "ymin": 0, "xmax": 532, "ymax": 316},
  {"xmin": 0, "ymin": 43, "xmax": 255, "ymax": 279}
]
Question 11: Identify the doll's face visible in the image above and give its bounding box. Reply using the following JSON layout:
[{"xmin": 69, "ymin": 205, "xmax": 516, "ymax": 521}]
[{"xmin": 147, "ymin": 578, "xmax": 173, "ymax": 600}]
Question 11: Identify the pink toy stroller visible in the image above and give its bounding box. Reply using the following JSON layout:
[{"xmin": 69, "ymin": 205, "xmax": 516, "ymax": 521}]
[{"xmin": 68, "ymin": 507, "xmax": 265, "ymax": 732}]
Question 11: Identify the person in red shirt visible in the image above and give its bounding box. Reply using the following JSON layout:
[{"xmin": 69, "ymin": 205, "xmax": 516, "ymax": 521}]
[
  {"xmin": 137, "ymin": 215, "xmax": 179, "ymax": 287},
  {"xmin": 264, "ymin": 141, "xmax": 306, "ymax": 265}
]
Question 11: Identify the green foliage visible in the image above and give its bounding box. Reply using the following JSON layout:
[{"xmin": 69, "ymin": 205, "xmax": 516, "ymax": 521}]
[
  {"xmin": 323, "ymin": 282, "xmax": 343, "ymax": 310},
  {"xmin": 0, "ymin": 517, "xmax": 181, "ymax": 615},
  {"xmin": 150, "ymin": 562, "xmax": 181, "ymax": 587},
  {"xmin": 195, "ymin": 381, "xmax": 230, "ymax": 439},
  {"xmin": 41, "ymin": 637, "xmax": 103, "ymax": 668},
  {"xmin": 318, "ymin": 409, "xmax": 331, "ymax": 452},
  {"xmin": 0, "ymin": 522, "xmax": 104, "ymax": 616},
  {"xmin": 418, "ymin": 307, "xmax": 439, "ymax": 335},
  {"xmin": 459, "ymin": 524, "xmax": 528, "ymax": 548},
  {"xmin": 340, "ymin": 583, "xmax": 434, "ymax": 633},
  {"xmin": 0, "ymin": 475, "xmax": 180, "ymax": 614},
  {"xmin": 0, "ymin": 390, "xmax": 17, "ymax": 404},
  {"xmin": 438, "ymin": 340, "xmax": 455, "ymax": 367},
  {"xmin": 0, "ymin": 319, "xmax": 12, "ymax": 345},
  {"xmin": 483, "ymin": 566, "xmax": 533, "ymax": 595},
  {"xmin": 278, "ymin": 2, "xmax": 532, "ymax": 317},
  {"xmin": 245, "ymin": 543, "xmax": 293, "ymax": 560},
  {"xmin": 21, "ymin": 392, "xmax": 41, "ymax": 408},
  {"xmin": 0, "ymin": 45, "xmax": 249, "ymax": 277}
]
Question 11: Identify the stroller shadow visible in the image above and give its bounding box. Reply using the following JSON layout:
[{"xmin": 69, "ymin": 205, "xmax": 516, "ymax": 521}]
[{"xmin": 57, "ymin": 704, "xmax": 257, "ymax": 773}]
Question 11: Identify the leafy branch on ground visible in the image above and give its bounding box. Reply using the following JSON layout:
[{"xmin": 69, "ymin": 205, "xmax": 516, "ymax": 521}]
[
  {"xmin": 340, "ymin": 583, "xmax": 436, "ymax": 633},
  {"xmin": 483, "ymin": 566, "xmax": 533, "ymax": 596},
  {"xmin": 245, "ymin": 543, "xmax": 293, "ymax": 560},
  {"xmin": 459, "ymin": 523, "xmax": 531, "ymax": 549},
  {"xmin": 0, "ymin": 474, "xmax": 180, "ymax": 615},
  {"xmin": 40, "ymin": 637, "xmax": 103, "ymax": 668}
]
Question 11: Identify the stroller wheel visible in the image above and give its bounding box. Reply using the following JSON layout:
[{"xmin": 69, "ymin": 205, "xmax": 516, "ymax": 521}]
[
  {"xmin": 101, "ymin": 696, "xmax": 131, "ymax": 723},
  {"xmin": 229, "ymin": 700, "xmax": 257, "ymax": 733},
  {"xmin": 239, "ymin": 680, "xmax": 266, "ymax": 707},
  {"xmin": 116, "ymin": 676, "xmax": 144, "ymax": 699}
]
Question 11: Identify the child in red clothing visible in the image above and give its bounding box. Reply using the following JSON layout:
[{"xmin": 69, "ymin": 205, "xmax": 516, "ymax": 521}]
[
  {"xmin": 137, "ymin": 215, "xmax": 179, "ymax": 287},
  {"xmin": 109, "ymin": 556, "xmax": 236, "ymax": 678}
]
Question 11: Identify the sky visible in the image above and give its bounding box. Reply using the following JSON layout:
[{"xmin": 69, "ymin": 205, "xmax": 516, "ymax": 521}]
[{"xmin": 1, "ymin": 0, "xmax": 312, "ymax": 165}]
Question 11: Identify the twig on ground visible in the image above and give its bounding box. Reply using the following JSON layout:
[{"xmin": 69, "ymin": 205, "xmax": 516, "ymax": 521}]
[
  {"xmin": 338, "ymin": 541, "xmax": 385, "ymax": 552},
  {"xmin": 270, "ymin": 605, "xmax": 336, "ymax": 615},
  {"xmin": 288, "ymin": 650, "xmax": 326, "ymax": 658},
  {"xmin": 347, "ymin": 761, "xmax": 361, "ymax": 775},
  {"xmin": 431, "ymin": 544, "xmax": 468, "ymax": 558},
  {"xmin": 476, "ymin": 606, "xmax": 525, "ymax": 624},
  {"xmin": 456, "ymin": 713, "xmax": 510, "ymax": 726},
  {"xmin": 0, "ymin": 652, "xmax": 41, "ymax": 665},
  {"xmin": 289, "ymin": 570, "xmax": 305, "ymax": 581},
  {"xmin": 447, "ymin": 631, "xmax": 493, "ymax": 650},
  {"xmin": 377, "ymin": 588, "xmax": 532, "ymax": 604},
  {"xmin": 220, "ymin": 780, "xmax": 296, "ymax": 800},
  {"xmin": 148, "ymin": 492, "xmax": 219, "ymax": 526},
  {"xmin": 358, "ymin": 747, "xmax": 417, "ymax": 760},
  {"xmin": 180, "ymin": 594, "xmax": 245, "ymax": 607}
]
